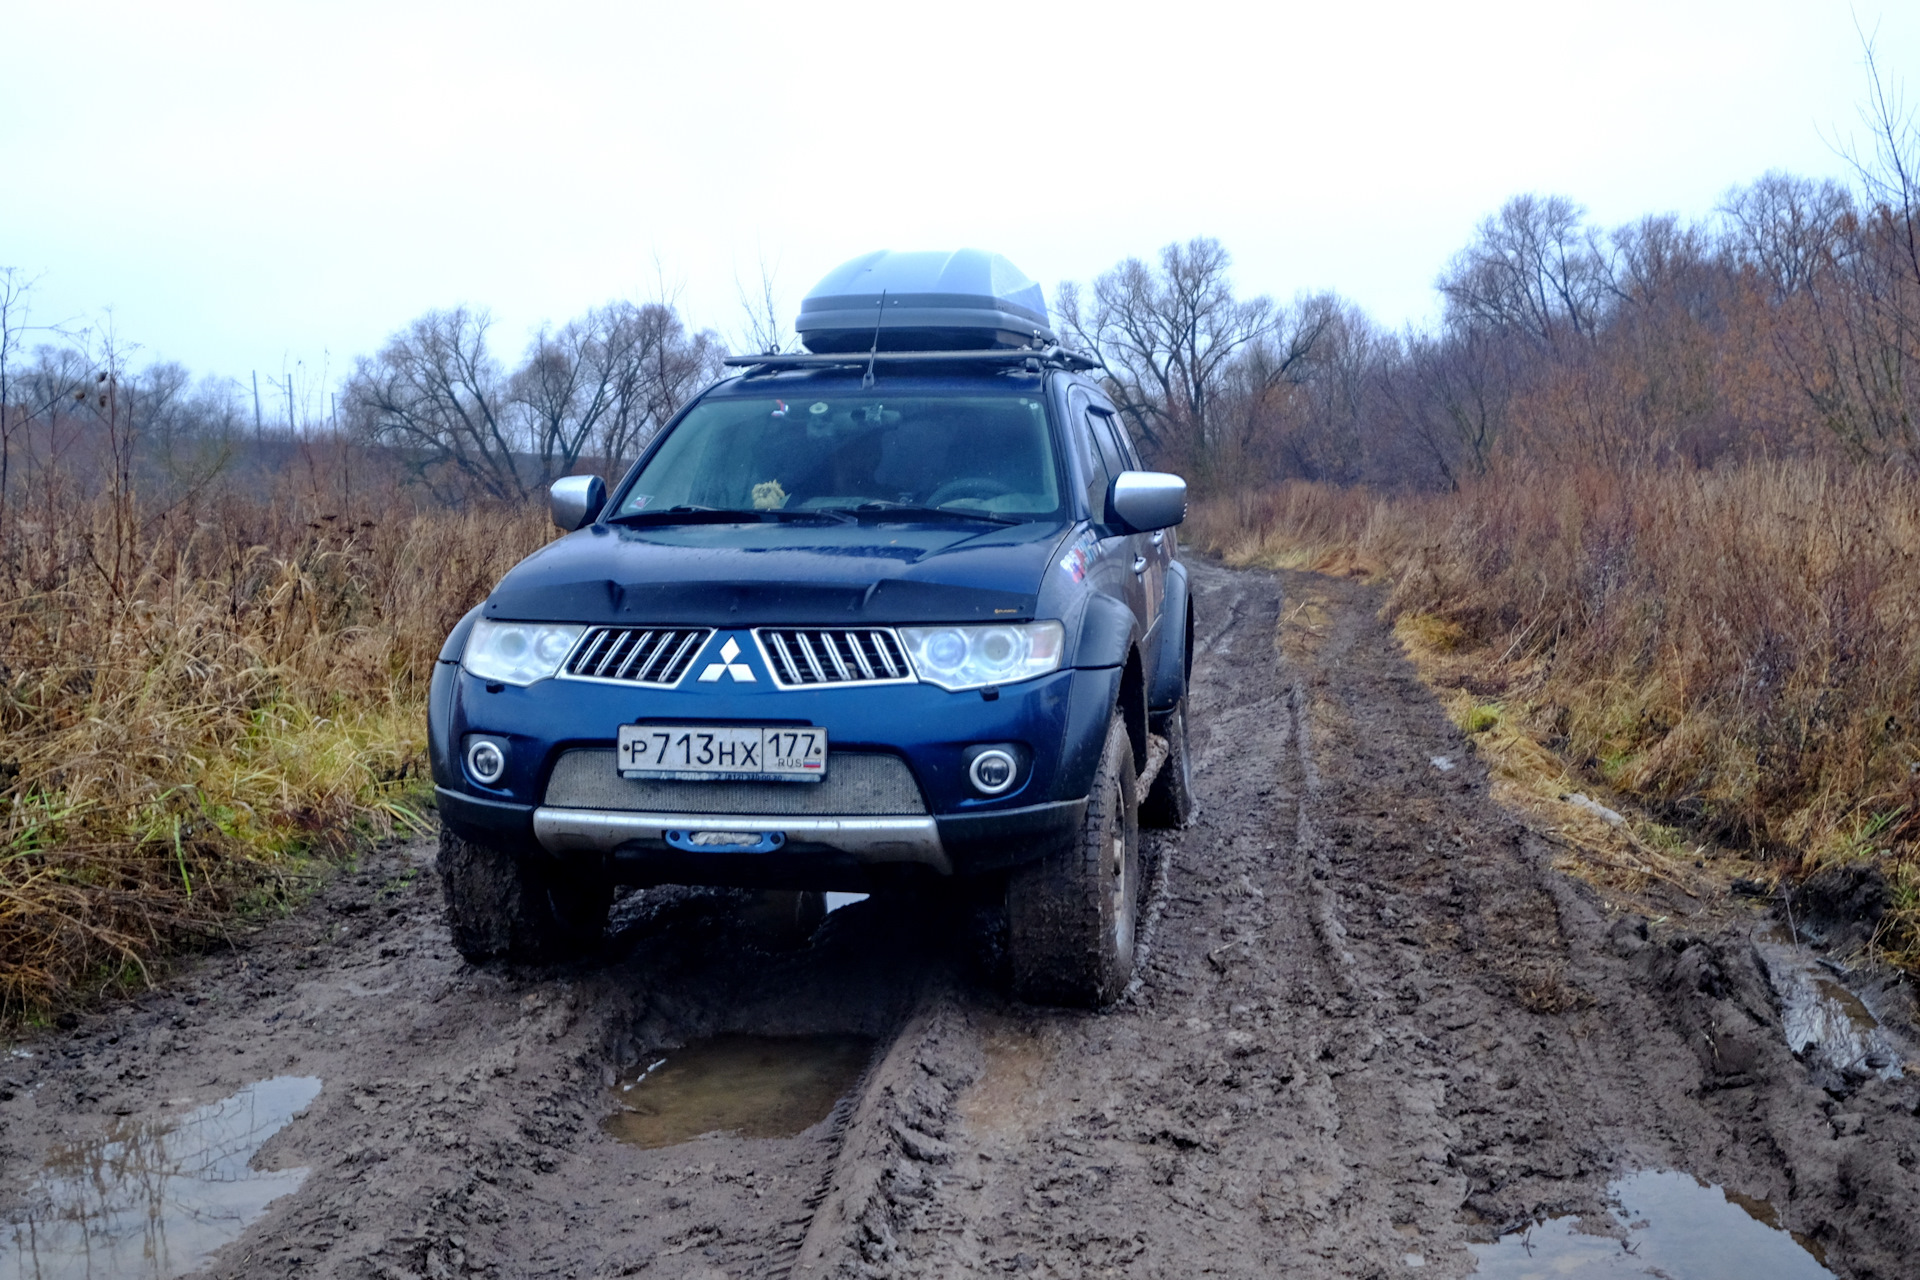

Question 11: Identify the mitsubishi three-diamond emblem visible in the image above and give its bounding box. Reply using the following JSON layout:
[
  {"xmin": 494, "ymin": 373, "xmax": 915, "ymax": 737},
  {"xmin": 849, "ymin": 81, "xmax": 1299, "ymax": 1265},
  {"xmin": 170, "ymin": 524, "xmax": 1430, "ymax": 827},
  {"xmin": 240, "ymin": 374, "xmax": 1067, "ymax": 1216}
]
[{"xmin": 698, "ymin": 636, "xmax": 756, "ymax": 683}]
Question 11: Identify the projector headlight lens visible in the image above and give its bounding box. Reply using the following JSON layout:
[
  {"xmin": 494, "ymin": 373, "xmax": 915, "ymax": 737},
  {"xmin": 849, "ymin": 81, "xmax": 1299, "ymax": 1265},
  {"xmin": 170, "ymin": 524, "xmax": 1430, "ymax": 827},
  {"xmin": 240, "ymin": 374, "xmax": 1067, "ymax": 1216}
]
[
  {"xmin": 899, "ymin": 621, "xmax": 1064, "ymax": 691},
  {"xmin": 462, "ymin": 619, "xmax": 585, "ymax": 686}
]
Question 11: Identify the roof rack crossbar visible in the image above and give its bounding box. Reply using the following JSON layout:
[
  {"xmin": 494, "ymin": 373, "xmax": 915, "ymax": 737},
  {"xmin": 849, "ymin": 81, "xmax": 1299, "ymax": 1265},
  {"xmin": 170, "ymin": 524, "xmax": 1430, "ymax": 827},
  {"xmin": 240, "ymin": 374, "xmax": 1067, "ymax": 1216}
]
[{"xmin": 722, "ymin": 346, "xmax": 1102, "ymax": 375}]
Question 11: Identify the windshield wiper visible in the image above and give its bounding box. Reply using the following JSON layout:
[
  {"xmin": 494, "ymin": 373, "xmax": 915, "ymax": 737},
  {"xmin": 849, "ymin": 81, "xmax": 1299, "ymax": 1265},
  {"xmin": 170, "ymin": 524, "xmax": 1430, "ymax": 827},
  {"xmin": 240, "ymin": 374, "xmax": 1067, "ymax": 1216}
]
[
  {"xmin": 607, "ymin": 505, "xmax": 855, "ymax": 526},
  {"xmin": 828, "ymin": 502, "xmax": 1022, "ymax": 526}
]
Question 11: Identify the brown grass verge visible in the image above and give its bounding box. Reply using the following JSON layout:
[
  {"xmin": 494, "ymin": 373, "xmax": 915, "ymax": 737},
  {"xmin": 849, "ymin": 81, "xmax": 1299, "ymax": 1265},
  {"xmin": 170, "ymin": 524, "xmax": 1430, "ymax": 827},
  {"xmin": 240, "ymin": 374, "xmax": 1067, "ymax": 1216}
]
[
  {"xmin": 1199, "ymin": 463, "xmax": 1920, "ymax": 968},
  {"xmin": 1, "ymin": 491, "xmax": 552, "ymax": 1019}
]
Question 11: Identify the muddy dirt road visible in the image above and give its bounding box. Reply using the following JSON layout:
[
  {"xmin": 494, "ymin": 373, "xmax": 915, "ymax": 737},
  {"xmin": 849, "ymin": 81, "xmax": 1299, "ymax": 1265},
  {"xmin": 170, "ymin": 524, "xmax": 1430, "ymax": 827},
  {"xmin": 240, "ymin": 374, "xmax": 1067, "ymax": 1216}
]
[{"xmin": 3, "ymin": 560, "xmax": 1918, "ymax": 1279}]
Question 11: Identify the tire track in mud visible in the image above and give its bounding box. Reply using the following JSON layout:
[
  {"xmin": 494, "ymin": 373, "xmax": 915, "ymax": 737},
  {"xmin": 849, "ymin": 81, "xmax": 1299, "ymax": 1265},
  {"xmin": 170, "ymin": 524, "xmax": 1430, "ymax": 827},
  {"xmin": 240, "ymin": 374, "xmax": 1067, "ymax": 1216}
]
[
  {"xmin": 3, "ymin": 561, "xmax": 1919, "ymax": 1279},
  {"xmin": 796, "ymin": 561, "xmax": 1920, "ymax": 1279}
]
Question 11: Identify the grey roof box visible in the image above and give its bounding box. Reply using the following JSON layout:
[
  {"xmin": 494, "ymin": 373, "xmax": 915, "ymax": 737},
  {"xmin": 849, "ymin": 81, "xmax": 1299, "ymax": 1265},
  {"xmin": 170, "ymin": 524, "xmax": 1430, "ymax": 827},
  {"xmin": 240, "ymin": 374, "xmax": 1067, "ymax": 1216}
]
[{"xmin": 796, "ymin": 249, "xmax": 1056, "ymax": 354}]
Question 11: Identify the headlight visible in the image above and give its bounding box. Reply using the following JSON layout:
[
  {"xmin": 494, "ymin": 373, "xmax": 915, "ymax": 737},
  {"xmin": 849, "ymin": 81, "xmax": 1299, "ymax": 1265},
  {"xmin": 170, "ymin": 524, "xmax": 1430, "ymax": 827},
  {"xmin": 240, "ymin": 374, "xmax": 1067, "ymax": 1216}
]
[
  {"xmin": 898, "ymin": 621, "xmax": 1064, "ymax": 691},
  {"xmin": 462, "ymin": 618, "xmax": 585, "ymax": 686}
]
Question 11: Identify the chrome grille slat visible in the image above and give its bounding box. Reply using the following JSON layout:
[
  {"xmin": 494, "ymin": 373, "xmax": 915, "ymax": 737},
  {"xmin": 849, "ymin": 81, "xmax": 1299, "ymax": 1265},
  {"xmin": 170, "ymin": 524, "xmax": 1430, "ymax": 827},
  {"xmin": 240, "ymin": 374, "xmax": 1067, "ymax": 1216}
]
[
  {"xmin": 797, "ymin": 633, "xmax": 827, "ymax": 683},
  {"xmin": 657, "ymin": 630, "xmax": 703, "ymax": 683},
  {"xmin": 869, "ymin": 631, "xmax": 900, "ymax": 678},
  {"xmin": 753, "ymin": 628, "xmax": 914, "ymax": 688},
  {"xmin": 766, "ymin": 633, "xmax": 795, "ymax": 684},
  {"xmin": 562, "ymin": 627, "xmax": 712, "ymax": 688},
  {"xmin": 593, "ymin": 630, "xmax": 633, "ymax": 677},
  {"xmin": 822, "ymin": 634, "xmax": 852, "ymax": 681},
  {"xmin": 612, "ymin": 630, "xmax": 655, "ymax": 680},
  {"xmin": 847, "ymin": 635, "xmax": 875, "ymax": 681},
  {"xmin": 577, "ymin": 630, "xmax": 615, "ymax": 674}
]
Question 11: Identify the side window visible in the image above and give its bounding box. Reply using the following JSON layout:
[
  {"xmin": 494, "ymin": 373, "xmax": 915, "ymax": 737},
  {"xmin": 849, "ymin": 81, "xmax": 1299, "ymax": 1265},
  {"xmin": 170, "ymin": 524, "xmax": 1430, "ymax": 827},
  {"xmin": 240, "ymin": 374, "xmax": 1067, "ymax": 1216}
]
[
  {"xmin": 1089, "ymin": 407, "xmax": 1134, "ymax": 476},
  {"xmin": 1094, "ymin": 406, "xmax": 1142, "ymax": 470},
  {"xmin": 1070, "ymin": 393, "xmax": 1113, "ymax": 523}
]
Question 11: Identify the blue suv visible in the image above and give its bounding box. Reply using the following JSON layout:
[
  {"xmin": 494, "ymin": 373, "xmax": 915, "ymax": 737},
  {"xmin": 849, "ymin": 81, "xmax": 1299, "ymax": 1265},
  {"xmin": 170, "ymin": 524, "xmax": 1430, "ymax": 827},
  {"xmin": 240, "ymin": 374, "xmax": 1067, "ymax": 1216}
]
[{"xmin": 428, "ymin": 250, "xmax": 1194, "ymax": 1006}]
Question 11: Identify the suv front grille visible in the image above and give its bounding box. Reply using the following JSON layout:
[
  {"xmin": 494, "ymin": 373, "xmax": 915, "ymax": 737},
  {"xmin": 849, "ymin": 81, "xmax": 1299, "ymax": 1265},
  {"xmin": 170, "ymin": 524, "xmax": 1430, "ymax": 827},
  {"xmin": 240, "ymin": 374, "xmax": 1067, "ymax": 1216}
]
[
  {"xmin": 562, "ymin": 627, "xmax": 712, "ymax": 687},
  {"xmin": 756, "ymin": 628, "xmax": 915, "ymax": 688}
]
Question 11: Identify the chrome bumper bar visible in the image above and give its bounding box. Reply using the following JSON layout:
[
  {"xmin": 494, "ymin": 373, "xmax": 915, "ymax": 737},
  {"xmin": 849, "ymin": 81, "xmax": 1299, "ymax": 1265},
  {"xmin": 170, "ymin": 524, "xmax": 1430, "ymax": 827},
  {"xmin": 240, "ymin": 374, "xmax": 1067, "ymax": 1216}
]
[{"xmin": 531, "ymin": 807, "xmax": 952, "ymax": 874}]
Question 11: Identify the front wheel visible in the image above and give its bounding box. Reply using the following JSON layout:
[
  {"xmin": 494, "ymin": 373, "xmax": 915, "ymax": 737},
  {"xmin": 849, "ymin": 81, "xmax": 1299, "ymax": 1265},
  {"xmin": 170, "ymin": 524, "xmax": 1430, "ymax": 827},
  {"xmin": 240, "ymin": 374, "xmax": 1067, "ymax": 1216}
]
[
  {"xmin": 437, "ymin": 826, "xmax": 611, "ymax": 963},
  {"xmin": 1007, "ymin": 712, "xmax": 1139, "ymax": 1007}
]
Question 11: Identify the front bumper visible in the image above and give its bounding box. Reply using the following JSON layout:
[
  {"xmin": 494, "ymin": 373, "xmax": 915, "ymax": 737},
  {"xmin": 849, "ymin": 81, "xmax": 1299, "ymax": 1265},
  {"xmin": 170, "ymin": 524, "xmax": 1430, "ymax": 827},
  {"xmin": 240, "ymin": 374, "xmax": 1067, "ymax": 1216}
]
[
  {"xmin": 535, "ymin": 808, "xmax": 948, "ymax": 869},
  {"xmin": 436, "ymin": 781, "xmax": 1086, "ymax": 889},
  {"xmin": 430, "ymin": 649, "xmax": 1118, "ymax": 888}
]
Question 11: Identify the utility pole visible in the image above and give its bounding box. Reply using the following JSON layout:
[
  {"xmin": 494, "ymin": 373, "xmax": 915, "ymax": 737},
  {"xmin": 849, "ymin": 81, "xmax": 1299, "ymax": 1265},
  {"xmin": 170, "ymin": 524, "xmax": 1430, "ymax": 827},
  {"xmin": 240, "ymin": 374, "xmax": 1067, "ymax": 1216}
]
[{"xmin": 252, "ymin": 371, "xmax": 263, "ymax": 440}]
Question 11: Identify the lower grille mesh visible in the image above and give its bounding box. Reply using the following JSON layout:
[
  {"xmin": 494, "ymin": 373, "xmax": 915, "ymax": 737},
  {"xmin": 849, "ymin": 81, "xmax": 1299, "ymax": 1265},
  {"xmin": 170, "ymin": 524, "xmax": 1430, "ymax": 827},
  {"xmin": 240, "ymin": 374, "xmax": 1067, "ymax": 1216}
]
[{"xmin": 543, "ymin": 749, "xmax": 928, "ymax": 815}]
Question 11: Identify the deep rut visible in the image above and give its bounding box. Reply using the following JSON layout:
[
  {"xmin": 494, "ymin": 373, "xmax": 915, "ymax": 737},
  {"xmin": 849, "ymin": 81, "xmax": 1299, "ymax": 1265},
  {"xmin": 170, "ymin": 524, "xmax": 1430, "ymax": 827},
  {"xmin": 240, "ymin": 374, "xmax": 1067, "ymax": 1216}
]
[{"xmin": 2, "ymin": 560, "xmax": 1918, "ymax": 1279}]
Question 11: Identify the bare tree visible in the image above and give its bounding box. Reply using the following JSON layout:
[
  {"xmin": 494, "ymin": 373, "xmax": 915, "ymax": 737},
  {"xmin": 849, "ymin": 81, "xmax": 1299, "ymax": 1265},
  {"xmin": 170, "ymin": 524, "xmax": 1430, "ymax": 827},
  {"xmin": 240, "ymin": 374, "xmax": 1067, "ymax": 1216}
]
[
  {"xmin": 731, "ymin": 254, "xmax": 790, "ymax": 357},
  {"xmin": 0, "ymin": 268, "xmax": 72, "ymax": 531},
  {"xmin": 1721, "ymin": 173, "xmax": 1852, "ymax": 301},
  {"xmin": 591, "ymin": 301, "xmax": 723, "ymax": 473},
  {"xmin": 344, "ymin": 308, "xmax": 526, "ymax": 502},
  {"xmin": 1377, "ymin": 326, "xmax": 1515, "ymax": 488},
  {"xmin": 1438, "ymin": 195, "xmax": 1610, "ymax": 350},
  {"xmin": 1058, "ymin": 238, "xmax": 1318, "ymax": 482}
]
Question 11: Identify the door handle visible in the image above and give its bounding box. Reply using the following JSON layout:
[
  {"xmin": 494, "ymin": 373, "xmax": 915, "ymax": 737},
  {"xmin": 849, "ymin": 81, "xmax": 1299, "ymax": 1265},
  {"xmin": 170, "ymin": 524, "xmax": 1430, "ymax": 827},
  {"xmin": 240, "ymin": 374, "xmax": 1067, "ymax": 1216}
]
[{"xmin": 1132, "ymin": 555, "xmax": 1148, "ymax": 574}]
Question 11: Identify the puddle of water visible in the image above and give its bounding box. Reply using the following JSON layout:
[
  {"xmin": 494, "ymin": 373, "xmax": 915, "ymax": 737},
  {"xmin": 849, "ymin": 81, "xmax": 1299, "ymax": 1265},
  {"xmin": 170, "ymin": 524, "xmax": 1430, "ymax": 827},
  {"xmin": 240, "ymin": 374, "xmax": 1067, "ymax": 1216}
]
[
  {"xmin": 604, "ymin": 1034, "xmax": 874, "ymax": 1149},
  {"xmin": 1754, "ymin": 927, "xmax": 1903, "ymax": 1083},
  {"xmin": 0, "ymin": 1075, "xmax": 322, "ymax": 1279},
  {"xmin": 1469, "ymin": 1168, "xmax": 1832, "ymax": 1279}
]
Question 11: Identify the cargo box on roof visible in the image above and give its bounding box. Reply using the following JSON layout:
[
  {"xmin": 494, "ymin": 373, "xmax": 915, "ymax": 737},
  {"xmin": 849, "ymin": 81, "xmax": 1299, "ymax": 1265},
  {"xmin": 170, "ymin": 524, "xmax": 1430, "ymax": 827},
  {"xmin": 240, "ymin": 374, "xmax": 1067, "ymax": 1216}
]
[{"xmin": 796, "ymin": 249, "xmax": 1056, "ymax": 354}]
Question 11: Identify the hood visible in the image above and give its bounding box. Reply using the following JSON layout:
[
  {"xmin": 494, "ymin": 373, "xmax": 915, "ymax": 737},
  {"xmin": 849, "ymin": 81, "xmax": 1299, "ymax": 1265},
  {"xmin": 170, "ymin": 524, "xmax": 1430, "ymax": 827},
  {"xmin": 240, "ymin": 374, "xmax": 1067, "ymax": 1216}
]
[{"xmin": 483, "ymin": 520, "xmax": 1070, "ymax": 626}]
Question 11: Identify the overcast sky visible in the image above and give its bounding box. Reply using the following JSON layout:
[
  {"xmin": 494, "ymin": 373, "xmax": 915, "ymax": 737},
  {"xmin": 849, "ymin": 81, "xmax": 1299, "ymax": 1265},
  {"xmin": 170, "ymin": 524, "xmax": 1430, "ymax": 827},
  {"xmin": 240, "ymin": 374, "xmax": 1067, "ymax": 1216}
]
[{"xmin": 3, "ymin": 0, "xmax": 1915, "ymax": 400}]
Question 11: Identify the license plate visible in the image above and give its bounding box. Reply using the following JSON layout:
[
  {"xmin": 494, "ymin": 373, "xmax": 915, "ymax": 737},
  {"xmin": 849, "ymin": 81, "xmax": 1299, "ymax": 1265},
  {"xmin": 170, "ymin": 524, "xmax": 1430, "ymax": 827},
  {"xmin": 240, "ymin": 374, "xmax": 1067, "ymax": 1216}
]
[{"xmin": 616, "ymin": 725, "xmax": 828, "ymax": 782}]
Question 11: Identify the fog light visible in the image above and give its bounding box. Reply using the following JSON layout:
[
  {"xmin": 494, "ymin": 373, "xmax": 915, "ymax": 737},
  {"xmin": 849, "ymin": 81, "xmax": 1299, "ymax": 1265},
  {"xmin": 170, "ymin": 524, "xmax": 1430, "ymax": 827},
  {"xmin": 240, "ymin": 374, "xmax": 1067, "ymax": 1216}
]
[
  {"xmin": 968, "ymin": 748, "xmax": 1018, "ymax": 796},
  {"xmin": 467, "ymin": 739, "xmax": 507, "ymax": 784}
]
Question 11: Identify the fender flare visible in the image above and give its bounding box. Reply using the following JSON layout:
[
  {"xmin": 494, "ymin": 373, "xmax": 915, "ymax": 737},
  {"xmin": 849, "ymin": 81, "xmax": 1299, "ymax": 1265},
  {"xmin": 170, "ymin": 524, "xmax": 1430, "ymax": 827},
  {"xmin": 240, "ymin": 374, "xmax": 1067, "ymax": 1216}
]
[
  {"xmin": 1148, "ymin": 561, "xmax": 1191, "ymax": 712},
  {"xmin": 1072, "ymin": 593, "xmax": 1137, "ymax": 670}
]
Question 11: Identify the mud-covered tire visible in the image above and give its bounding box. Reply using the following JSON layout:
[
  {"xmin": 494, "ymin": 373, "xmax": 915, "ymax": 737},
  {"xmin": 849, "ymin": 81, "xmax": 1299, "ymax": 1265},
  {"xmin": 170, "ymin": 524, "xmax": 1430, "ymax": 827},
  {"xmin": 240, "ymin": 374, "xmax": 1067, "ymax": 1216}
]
[
  {"xmin": 436, "ymin": 825, "xmax": 612, "ymax": 963},
  {"xmin": 1008, "ymin": 712, "xmax": 1140, "ymax": 1007},
  {"xmin": 1141, "ymin": 697, "xmax": 1197, "ymax": 829}
]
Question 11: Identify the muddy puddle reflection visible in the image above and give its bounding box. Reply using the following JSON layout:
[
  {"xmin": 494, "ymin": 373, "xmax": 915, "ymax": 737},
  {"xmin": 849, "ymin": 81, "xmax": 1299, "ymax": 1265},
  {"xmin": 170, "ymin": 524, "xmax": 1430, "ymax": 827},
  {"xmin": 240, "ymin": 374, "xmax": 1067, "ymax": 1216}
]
[
  {"xmin": 1469, "ymin": 1168, "xmax": 1831, "ymax": 1278},
  {"xmin": 605, "ymin": 1034, "xmax": 874, "ymax": 1149},
  {"xmin": 0, "ymin": 1074, "xmax": 322, "ymax": 1279},
  {"xmin": 1754, "ymin": 924, "xmax": 1904, "ymax": 1086}
]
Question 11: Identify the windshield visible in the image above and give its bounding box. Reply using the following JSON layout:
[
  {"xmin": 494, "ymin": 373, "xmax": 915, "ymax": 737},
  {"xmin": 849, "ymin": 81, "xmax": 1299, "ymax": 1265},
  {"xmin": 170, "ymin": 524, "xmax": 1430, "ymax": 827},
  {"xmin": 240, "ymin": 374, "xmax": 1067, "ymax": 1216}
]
[{"xmin": 613, "ymin": 388, "xmax": 1064, "ymax": 520}]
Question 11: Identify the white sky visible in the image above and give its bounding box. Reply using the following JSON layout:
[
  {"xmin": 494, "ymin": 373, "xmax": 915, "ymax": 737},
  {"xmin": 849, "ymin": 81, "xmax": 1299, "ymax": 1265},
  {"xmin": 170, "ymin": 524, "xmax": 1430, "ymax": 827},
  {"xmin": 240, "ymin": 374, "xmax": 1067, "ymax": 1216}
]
[{"xmin": 3, "ymin": 0, "xmax": 1915, "ymax": 395}]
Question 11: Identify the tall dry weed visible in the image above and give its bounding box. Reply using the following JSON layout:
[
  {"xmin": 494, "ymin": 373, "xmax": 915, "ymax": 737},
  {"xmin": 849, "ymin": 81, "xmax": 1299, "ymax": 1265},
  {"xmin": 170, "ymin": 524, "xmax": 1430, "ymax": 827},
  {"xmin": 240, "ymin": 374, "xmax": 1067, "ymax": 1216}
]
[
  {"xmin": 0, "ymin": 486, "xmax": 551, "ymax": 1016},
  {"xmin": 1195, "ymin": 462, "xmax": 1920, "ymax": 961}
]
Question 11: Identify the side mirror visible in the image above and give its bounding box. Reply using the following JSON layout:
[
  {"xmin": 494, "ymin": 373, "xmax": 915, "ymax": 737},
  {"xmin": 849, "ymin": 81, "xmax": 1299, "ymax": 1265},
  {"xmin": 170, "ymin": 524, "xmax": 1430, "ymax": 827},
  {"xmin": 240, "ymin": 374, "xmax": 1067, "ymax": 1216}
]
[
  {"xmin": 1109, "ymin": 471, "xmax": 1187, "ymax": 533},
  {"xmin": 550, "ymin": 474, "xmax": 607, "ymax": 531}
]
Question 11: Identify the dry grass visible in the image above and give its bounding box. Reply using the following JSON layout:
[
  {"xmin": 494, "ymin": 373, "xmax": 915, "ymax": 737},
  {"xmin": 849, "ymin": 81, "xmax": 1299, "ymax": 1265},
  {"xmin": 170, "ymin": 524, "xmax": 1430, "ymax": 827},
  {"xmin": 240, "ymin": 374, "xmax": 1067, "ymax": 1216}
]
[
  {"xmin": 0, "ymin": 487, "xmax": 552, "ymax": 1017},
  {"xmin": 1195, "ymin": 462, "xmax": 1920, "ymax": 965}
]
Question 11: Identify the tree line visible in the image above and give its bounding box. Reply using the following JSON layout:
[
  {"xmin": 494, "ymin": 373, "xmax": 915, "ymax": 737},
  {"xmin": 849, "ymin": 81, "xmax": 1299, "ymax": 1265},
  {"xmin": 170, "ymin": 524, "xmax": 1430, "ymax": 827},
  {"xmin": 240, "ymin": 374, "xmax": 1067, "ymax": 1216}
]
[
  {"xmin": 1059, "ymin": 104, "xmax": 1919, "ymax": 490},
  {"xmin": 3, "ymin": 56, "xmax": 1914, "ymax": 512}
]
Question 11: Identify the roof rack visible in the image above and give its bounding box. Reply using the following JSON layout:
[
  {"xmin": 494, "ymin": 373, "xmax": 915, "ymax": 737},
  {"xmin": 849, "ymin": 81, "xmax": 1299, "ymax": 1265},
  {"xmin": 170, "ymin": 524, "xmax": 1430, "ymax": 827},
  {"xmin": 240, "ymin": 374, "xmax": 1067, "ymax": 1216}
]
[{"xmin": 722, "ymin": 346, "xmax": 1103, "ymax": 375}]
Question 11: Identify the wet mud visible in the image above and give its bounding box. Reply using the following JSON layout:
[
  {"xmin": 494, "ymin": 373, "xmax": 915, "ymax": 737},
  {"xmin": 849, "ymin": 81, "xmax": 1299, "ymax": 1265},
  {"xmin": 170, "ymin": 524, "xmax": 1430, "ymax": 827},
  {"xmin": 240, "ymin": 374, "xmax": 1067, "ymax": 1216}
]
[
  {"xmin": 605, "ymin": 1035, "xmax": 876, "ymax": 1149},
  {"xmin": 2, "ymin": 560, "xmax": 1919, "ymax": 1278}
]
